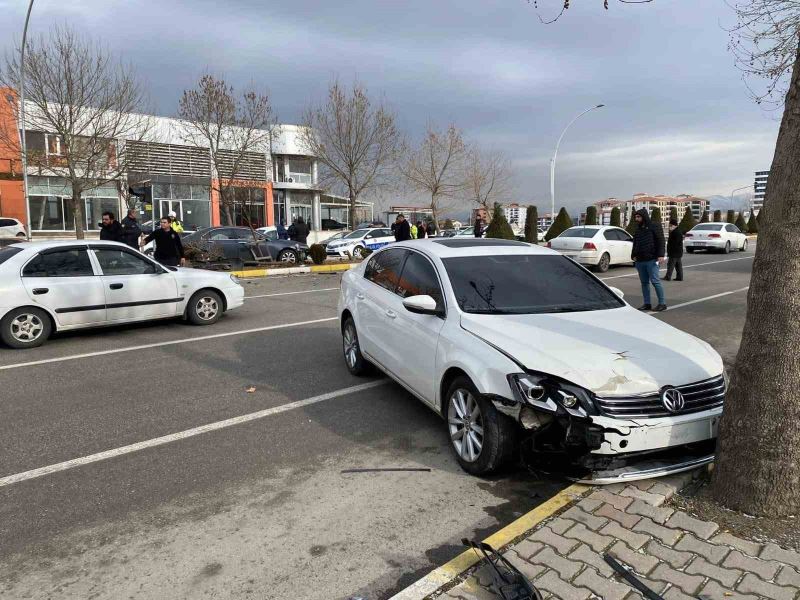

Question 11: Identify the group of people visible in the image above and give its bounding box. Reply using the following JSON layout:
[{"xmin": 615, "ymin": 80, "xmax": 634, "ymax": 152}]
[
  {"xmin": 630, "ymin": 209, "xmax": 686, "ymax": 312},
  {"xmin": 276, "ymin": 217, "xmax": 310, "ymax": 244},
  {"xmin": 391, "ymin": 214, "xmax": 434, "ymax": 241},
  {"xmin": 99, "ymin": 209, "xmax": 185, "ymax": 267}
]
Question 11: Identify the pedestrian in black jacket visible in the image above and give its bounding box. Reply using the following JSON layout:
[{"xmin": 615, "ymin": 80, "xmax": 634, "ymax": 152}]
[
  {"xmin": 142, "ymin": 218, "xmax": 185, "ymax": 267},
  {"xmin": 473, "ymin": 217, "xmax": 484, "ymax": 238},
  {"xmin": 663, "ymin": 218, "xmax": 684, "ymax": 282},
  {"xmin": 288, "ymin": 217, "xmax": 310, "ymax": 244},
  {"xmin": 394, "ymin": 214, "xmax": 411, "ymax": 241},
  {"xmin": 631, "ymin": 208, "xmax": 667, "ymax": 311},
  {"xmin": 99, "ymin": 211, "xmax": 124, "ymax": 242},
  {"xmin": 120, "ymin": 209, "xmax": 142, "ymax": 249}
]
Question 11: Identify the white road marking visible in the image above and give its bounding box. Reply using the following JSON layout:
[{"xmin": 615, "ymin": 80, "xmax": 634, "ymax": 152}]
[
  {"xmin": 244, "ymin": 287, "xmax": 339, "ymax": 299},
  {"xmin": 0, "ymin": 380, "xmax": 388, "ymax": 488},
  {"xmin": 601, "ymin": 255, "xmax": 754, "ymax": 280},
  {"xmin": 664, "ymin": 286, "xmax": 750, "ymax": 311},
  {"xmin": 0, "ymin": 317, "xmax": 338, "ymax": 372}
]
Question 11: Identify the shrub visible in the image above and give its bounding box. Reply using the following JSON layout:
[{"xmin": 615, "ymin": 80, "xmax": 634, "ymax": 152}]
[
  {"xmin": 650, "ymin": 207, "xmax": 662, "ymax": 226},
  {"xmin": 678, "ymin": 206, "xmax": 696, "ymax": 232},
  {"xmin": 625, "ymin": 210, "xmax": 639, "ymax": 235},
  {"xmin": 545, "ymin": 207, "xmax": 574, "ymax": 241},
  {"xmin": 443, "ymin": 218, "xmax": 454, "ymax": 230},
  {"xmin": 309, "ymin": 244, "xmax": 327, "ymax": 265},
  {"xmin": 700, "ymin": 210, "xmax": 709, "ymax": 223},
  {"xmin": 524, "ymin": 205, "xmax": 538, "ymax": 243},
  {"xmin": 485, "ymin": 203, "xmax": 516, "ymax": 240},
  {"xmin": 610, "ymin": 207, "xmax": 621, "ymax": 227},
  {"xmin": 585, "ymin": 206, "xmax": 598, "ymax": 226},
  {"xmin": 726, "ymin": 209, "xmax": 736, "ymax": 224},
  {"xmin": 669, "ymin": 206, "xmax": 678, "ymax": 223},
  {"xmin": 747, "ymin": 212, "xmax": 759, "ymax": 234},
  {"xmin": 735, "ymin": 213, "xmax": 748, "ymax": 232},
  {"xmin": 713, "ymin": 209, "xmax": 722, "ymax": 222}
]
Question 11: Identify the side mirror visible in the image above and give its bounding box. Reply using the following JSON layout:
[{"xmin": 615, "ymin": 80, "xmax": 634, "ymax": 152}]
[
  {"xmin": 402, "ymin": 295, "xmax": 441, "ymax": 316},
  {"xmin": 609, "ymin": 286, "xmax": 625, "ymax": 299}
]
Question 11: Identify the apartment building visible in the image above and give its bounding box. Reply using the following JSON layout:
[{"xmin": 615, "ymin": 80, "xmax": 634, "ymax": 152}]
[
  {"xmin": 598, "ymin": 193, "xmax": 708, "ymax": 231},
  {"xmin": 754, "ymin": 170, "xmax": 768, "ymax": 213}
]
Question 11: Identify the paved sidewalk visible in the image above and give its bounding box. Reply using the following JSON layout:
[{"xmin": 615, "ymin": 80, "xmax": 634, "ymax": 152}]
[{"xmin": 438, "ymin": 474, "xmax": 800, "ymax": 600}]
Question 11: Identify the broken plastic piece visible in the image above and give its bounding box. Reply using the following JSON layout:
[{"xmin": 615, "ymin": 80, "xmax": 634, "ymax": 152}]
[
  {"xmin": 462, "ymin": 538, "xmax": 543, "ymax": 600},
  {"xmin": 603, "ymin": 553, "xmax": 664, "ymax": 600}
]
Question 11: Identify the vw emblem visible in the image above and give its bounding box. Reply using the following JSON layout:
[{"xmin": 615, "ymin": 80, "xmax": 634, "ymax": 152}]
[{"xmin": 661, "ymin": 387, "xmax": 685, "ymax": 413}]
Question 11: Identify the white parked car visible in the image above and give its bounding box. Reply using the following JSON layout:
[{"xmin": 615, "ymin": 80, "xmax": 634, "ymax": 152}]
[
  {"xmin": 0, "ymin": 241, "xmax": 244, "ymax": 349},
  {"xmin": 0, "ymin": 217, "xmax": 26, "ymax": 238},
  {"xmin": 326, "ymin": 227, "xmax": 395, "ymax": 259},
  {"xmin": 684, "ymin": 223, "xmax": 748, "ymax": 254},
  {"xmin": 547, "ymin": 225, "xmax": 633, "ymax": 272},
  {"xmin": 338, "ymin": 238, "xmax": 725, "ymax": 483}
]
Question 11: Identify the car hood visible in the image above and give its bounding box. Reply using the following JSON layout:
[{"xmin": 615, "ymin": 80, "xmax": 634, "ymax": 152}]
[
  {"xmin": 459, "ymin": 307, "xmax": 723, "ymax": 395},
  {"xmin": 169, "ymin": 267, "xmax": 235, "ymax": 285}
]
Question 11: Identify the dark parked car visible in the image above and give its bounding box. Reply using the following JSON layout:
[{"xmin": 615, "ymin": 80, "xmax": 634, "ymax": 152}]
[
  {"xmin": 182, "ymin": 226, "xmax": 308, "ymax": 266},
  {"xmin": 321, "ymin": 218, "xmax": 348, "ymax": 230}
]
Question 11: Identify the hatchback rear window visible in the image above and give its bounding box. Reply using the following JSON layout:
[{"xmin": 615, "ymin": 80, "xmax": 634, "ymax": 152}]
[
  {"xmin": 0, "ymin": 246, "xmax": 22, "ymax": 265},
  {"xmin": 559, "ymin": 227, "xmax": 599, "ymax": 238}
]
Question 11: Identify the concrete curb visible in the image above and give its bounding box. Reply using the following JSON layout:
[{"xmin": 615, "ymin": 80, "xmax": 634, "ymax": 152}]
[
  {"xmin": 231, "ymin": 263, "xmax": 358, "ymax": 278},
  {"xmin": 388, "ymin": 483, "xmax": 590, "ymax": 600}
]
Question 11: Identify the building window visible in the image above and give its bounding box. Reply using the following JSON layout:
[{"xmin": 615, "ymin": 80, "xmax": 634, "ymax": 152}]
[{"xmin": 152, "ymin": 182, "xmax": 213, "ymax": 231}]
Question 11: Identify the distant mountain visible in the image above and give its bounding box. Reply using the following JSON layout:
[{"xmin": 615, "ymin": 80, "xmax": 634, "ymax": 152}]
[{"xmin": 706, "ymin": 194, "xmax": 753, "ymax": 212}]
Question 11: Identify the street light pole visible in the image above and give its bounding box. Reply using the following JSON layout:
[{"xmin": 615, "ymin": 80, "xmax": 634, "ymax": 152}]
[
  {"xmin": 19, "ymin": 0, "xmax": 35, "ymax": 240},
  {"xmin": 730, "ymin": 185, "xmax": 752, "ymax": 217},
  {"xmin": 549, "ymin": 104, "xmax": 604, "ymax": 226}
]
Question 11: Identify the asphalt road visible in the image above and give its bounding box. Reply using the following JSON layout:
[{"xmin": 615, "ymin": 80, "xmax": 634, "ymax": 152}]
[{"xmin": 0, "ymin": 246, "xmax": 755, "ymax": 600}]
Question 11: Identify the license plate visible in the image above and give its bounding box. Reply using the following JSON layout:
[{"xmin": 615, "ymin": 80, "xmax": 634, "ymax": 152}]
[{"xmin": 693, "ymin": 242, "xmax": 706, "ymax": 246}]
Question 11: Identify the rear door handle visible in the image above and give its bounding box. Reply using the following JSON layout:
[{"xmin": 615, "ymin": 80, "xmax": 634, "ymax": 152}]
[
  {"xmin": 356, "ymin": 293, "xmax": 365, "ymax": 300},
  {"xmin": 32, "ymin": 288, "xmax": 48, "ymax": 295},
  {"xmin": 386, "ymin": 309, "xmax": 397, "ymax": 319},
  {"xmin": 109, "ymin": 283, "xmax": 124, "ymax": 290}
]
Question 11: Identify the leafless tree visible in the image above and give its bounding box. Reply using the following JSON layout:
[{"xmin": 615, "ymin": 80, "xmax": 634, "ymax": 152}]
[
  {"xmin": 402, "ymin": 124, "xmax": 468, "ymax": 229},
  {"xmin": 464, "ymin": 147, "xmax": 513, "ymax": 215},
  {"xmin": 299, "ymin": 81, "xmax": 404, "ymax": 228},
  {"xmin": 177, "ymin": 74, "xmax": 278, "ymax": 230},
  {"xmin": 0, "ymin": 25, "xmax": 152, "ymax": 239},
  {"xmin": 528, "ymin": 0, "xmax": 653, "ymax": 24}
]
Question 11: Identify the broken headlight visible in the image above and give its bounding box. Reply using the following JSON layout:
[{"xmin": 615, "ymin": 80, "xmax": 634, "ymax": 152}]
[{"xmin": 508, "ymin": 373, "xmax": 593, "ymax": 416}]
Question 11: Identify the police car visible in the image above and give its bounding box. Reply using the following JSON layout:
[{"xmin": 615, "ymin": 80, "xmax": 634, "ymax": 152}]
[{"xmin": 326, "ymin": 227, "xmax": 395, "ymax": 259}]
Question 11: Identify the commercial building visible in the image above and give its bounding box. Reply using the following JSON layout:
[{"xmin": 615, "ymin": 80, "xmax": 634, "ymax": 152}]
[
  {"xmin": 754, "ymin": 170, "xmax": 768, "ymax": 213},
  {"xmin": 595, "ymin": 193, "xmax": 708, "ymax": 231}
]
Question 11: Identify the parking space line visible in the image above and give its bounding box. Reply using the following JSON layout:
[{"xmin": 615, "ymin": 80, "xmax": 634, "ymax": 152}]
[
  {"xmin": 0, "ymin": 317, "xmax": 338, "ymax": 372},
  {"xmin": 244, "ymin": 287, "xmax": 339, "ymax": 300},
  {"xmin": 664, "ymin": 286, "xmax": 750, "ymax": 311},
  {"xmin": 601, "ymin": 255, "xmax": 754, "ymax": 280},
  {"xmin": 0, "ymin": 380, "xmax": 388, "ymax": 488}
]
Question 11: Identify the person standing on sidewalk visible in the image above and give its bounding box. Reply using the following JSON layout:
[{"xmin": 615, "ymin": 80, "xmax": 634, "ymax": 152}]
[
  {"xmin": 99, "ymin": 211, "xmax": 124, "ymax": 242},
  {"xmin": 394, "ymin": 214, "xmax": 411, "ymax": 241},
  {"xmin": 473, "ymin": 216, "xmax": 484, "ymax": 238},
  {"xmin": 142, "ymin": 217, "xmax": 185, "ymax": 267},
  {"xmin": 663, "ymin": 218, "xmax": 684, "ymax": 282},
  {"xmin": 631, "ymin": 208, "xmax": 667, "ymax": 311},
  {"xmin": 120, "ymin": 209, "xmax": 142, "ymax": 249}
]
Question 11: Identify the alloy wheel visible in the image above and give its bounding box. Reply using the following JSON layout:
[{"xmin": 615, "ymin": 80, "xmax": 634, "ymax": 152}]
[
  {"xmin": 10, "ymin": 313, "xmax": 44, "ymax": 343},
  {"xmin": 279, "ymin": 250, "xmax": 297, "ymax": 263},
  {"xmin": 343, "ymin": 323, "xmax": 358, "ymax": 369},
  {"xmin": 448, "ymin": 388, "xmax": 484, "ymax": 463},
  {"xmin": 352, "ymin": 246, "xmax": 364, "ymax": 259},
  {"xmin": 195, "ymin": 296, "xmax": 219, "ymax": 321},
  {"xmin": 598, "ymin": 253, "xmax": 610, "ymax": 271}
]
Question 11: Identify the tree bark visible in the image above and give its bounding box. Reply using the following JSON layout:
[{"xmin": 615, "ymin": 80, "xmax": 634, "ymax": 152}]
[
  {"xmin": 349, "ymin": 188, "xmax": 358, "ymax": 230},
  {"xmin": 711, "ymin": 39, "xmax": 800, "ymax": 516},
  {"xmin": 71, "ymin": 187, "xmax": 85, "ymax": 240}
]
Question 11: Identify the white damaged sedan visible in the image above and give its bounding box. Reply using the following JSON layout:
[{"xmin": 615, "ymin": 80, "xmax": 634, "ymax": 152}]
[
  {"xmin": 0, "ymin": 241, "xmax": 244, "ymax": 349},
  {"xmin": 338, "ymin": 238, "xmax": 725, "ymax": 484}
]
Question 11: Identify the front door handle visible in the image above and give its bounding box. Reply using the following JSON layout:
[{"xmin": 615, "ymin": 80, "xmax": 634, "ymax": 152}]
[
  {"xmin": 32, "ymin": 288, "xmax": 49, "ymax": 295},
  {"xmin": 356, "ymin": 293, "xmax": 365, "ymax": 300},
  {"xmin": 386, "ymin": 309, "xmax": 397, "ymax": 319},
  {"xmin": 109, "ymin": 283, "xmax": 124, "ymax": 290}
]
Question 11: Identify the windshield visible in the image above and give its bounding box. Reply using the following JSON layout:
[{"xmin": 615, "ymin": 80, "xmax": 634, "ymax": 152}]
[
  {"xmin": 0, "ymin": 246, "xmax": 22, "ymax": 265},
  {"xmin": 559, "ymin": 227, "xmax": 599, "ymax": 238},
  {"xmin": 343, "ymin": 230, "xmax": 367, "ymax": 240},
  {"xmin": 443, "ymin": 255, "xmax": 624, "ymax": 315},
  {"xmin": 692, "ymin": 224, "xmax": 723, "ymax": 231}
]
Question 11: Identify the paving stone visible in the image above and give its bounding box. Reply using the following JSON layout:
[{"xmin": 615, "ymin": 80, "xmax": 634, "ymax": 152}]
[
  {"xmin": 512, "ymin": 539, "xmax": 545, "ymax": 560},
  {"xmin": 608, "ymin": 540, "xmax": 659, "ymax": 575},
  {"xmin": 619, "ymin": 486, "xmax": 667, "ymax": 507},
  {"xmin": 588, "ymin": 489, "xmax": 633, "ymax": 511},
  {"xmin": 630, "ymin": 479, "xmax": 656, "ymax": 491},
  {"xmin": 675, "ymin": 534, "xmax": 731, "ymax": 565},
  {"xmin": 631, "ymin": 576, "xmax": 669, "ymax": 596},
  {"xmin": 575, "ymin": 497, "xmax": 603, "ymax": 513},
  {"xmin": 710, "ymin": 532, "xmax": 762, "ymax": 558},
  {"xmin": 443, "ymin": 580, "xmax": 495, "ymax": 600},
  {"xmin": 563, "ymin": 522, "xmax": 616, "ymax": 553},
  {"xmin": 529, "ymin": 526, "xmax": 579, "ymax": 555},
  {"xmin": 562, "ymin": 506, "xmax": 609, "ymax": 531},
  {"xmin": 628, "ymin": 498, "xmax": 675, "ymax": 524},
  {"xmin": 651, "ymin": 564, "xmax": 705, "ymax": 595},
  {"xmin": 666, "ymin": 511, "xmax": 719, "ymax": 540},
  {"xmin": 699, "ymin": 579, "xmax": 758, "ymax": 600},
  {"xmin": 761, "ymin": 543, "xmax": 800, "ymax": 570},
  {"xmin": 644, "ymin": 540, "xmax": 694, "ymax": 569},
  {"xmin": 686, "ymin": 556, "xmax": 743, "ymax": 588},
  {"xmin": 634, "ymin": 516, "xmax": 683, "ymax": 546},
  {"xmin": 546, "ymin": 517, "xmax": 574, "ymax": 535},
  {"xmin": 603, "ymin": 483, "xmax": 627, "ymax": 494},
  {"xmin": 663, "ymin": 587, "xmax": 697, "ymax": 600},
  {"xmin": 501, "ymin": 551, "xmax": 547, "ymax": 582},
  {"xmin": 533, "ymin": 570, "xmax": 591, "ymax": 600},
  {"xmin": 722, "ymin": 549, "xmax": 781, "ymax": 581},
  {"xmin": 776, "ymin": 565, "xmax": 800, "ymax": 588},
  {"xmin": 568, "ymin": 543, "xmax": 615, "ymax": 577},
  {"xmin": 595, "ymin": 503, "xmax": 641, "ymax": 529},
  {"xmin": 574, "ymin": 565, "xmax": 631, "ymax": 600},
  {"xmin": 529, "ymin": 546, "xmax": 582, "ymax": 581},
  {"xmin": 599, "ymin": 521, "xmax": 650, "ymax": 550},
  {"xmin": 649, "ymin": 480, "xmax": 681, "ymax": 500},
  {"xmin": 737, "ymin": 572, "xmax": 797, "ymax": 600}
]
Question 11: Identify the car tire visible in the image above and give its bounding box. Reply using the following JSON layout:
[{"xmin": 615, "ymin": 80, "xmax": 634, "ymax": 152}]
[
  {"xmin": 446, "ymin": 375, "xmax": 516, "ymax": 476},
  {"xmin": 187, "ymin": 290, "xmax": 223, "ymax": 325},
  {"xmin": 16, "ymin": 232, "xmax": 25, "ymax": 238},
  {"xmin": 351, "ymin": 245, "xmax": 366, "ymax": 260},
  {"xmin": 342, "ymin": 316, "xmax": 371, "ymax": 375},
  {"xmin": 277, "ymin": 249, "xmax": 299, "ymax": 264},
  {"xmin": 741, "ymin": 239, "xmax": 748, "ymax": 252},
  {"xmin": 723, "ymin": 241, "xmax": 731, "ymax": 254},
  {"xmin": 593, "ymin": 252, "xmax": 610, "ymax": 273},
  {"xmin": 1, "ymin": 307, "xmax": 52, "ymax": 349}
]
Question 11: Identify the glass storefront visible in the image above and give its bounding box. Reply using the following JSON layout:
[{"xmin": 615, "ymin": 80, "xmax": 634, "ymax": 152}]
[
  {"xmin": 28, "ymin": 196, "xmax": 75, "ymax": 231},
  {"xmin": 152, "ymin": 183, "xmax": 212, "ymax": 232},
  {"xmin": 232, "ymin": 187, "xmax": 266, "ymax": 228},
  {"xmin": 27, "ymin": 177, "xmax": 120, "ymax": 231},
  {"xmin": 289, "ymin": 191, "xmax": 313, "ymax": 227},
  {"xmin": 273, "ymin": 190, "xmax": 286, "ymax": 226}
]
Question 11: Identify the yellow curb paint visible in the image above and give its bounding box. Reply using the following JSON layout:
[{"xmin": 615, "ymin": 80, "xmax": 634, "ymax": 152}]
[
  {"xmin": 309, "ymin": 263, "xmax": 357, "ymax": 273},
  {"xmin": 389, "ymin": 482, "xmax": 590, "ymax": 600},
  {"xmin": 231, "ymin": 263, "xmax": 357, "ymax": 278}
]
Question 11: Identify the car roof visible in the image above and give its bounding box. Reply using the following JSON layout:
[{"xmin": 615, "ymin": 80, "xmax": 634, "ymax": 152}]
[
  {"xmin": 391, "ymin": 238, "xmax": 558, "ymax": 258},
  {"xmin": 693, "ymin": 222, "xmax": 727, "ymax": 226}
]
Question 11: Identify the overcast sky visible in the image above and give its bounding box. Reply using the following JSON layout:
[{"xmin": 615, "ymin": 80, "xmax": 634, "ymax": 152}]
[{"xmin": 0, "ymin": 0, "xmax": 779, "ymax": 216}]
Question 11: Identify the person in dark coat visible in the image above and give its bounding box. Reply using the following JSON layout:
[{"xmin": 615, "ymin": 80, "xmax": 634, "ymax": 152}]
[
  {"xmin": 631, "ymin": 208, "xmax": 667, "ymax": 311},
  {"xmin": 276, "ymin": 220, "xmax": 289, "ymax": 240},
  {"xmin": 394, "ymin": 214, "xmax": 411, "ymax": 241},
  {"xmin": 416, "ymin": 221, "xmax": 427, "ymax": 239},
  {"xmin": 120, "ymin": 209, "xmax": 142, "ymax": 249},
  {"xmin": 99, "ymin": 211, "xmax": 124, "ymax": 242},
  {"xmin": 142, "ymin": 218, "xmax": 185, "ymax": 267},
  {"xmin": 473, "ymin": 217, "xmax": 484, "ymax": 238},
  {"xmin": 663, "ymin": 218, "xmax": 684, "ymax": 282},
  {"xmin": 288, "ymin": 217, "xmax": 310, "ymax": 244}
]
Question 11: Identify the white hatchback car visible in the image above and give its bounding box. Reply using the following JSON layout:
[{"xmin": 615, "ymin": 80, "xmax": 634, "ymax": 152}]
[
  {"xmin": 338, "ymin": 239, "xmax": 725, "ymax": 483},
  {"xmin": 0, "ymin": 241, "xmax": 244, "ymax": 349},
  {"xmin": 547, "ymin": 225, "xmax": 633, "ymax": 272},
  {"xmin": 326, "ymin": 227, "xmax": 395, "ymax": 259},
  {"xmin": 684, "ymin": 223, "xmax": 748, "ymax": 254},
  {"xmin": 0, "ymin": 217, "xmax": 26, "ymax": 238}
]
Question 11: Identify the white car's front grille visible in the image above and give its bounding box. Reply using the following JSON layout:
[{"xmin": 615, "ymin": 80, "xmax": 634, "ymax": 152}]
[{"xmin": 594, "ymin": 375, "xmax": 725, "ymax": 419}]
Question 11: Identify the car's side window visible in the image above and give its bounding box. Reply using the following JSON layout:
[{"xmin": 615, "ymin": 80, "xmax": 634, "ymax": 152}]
[
  {"xmin": 210, "ymin": 229, "xmax": 233, "ymax": 240},
  {"xmin": 396, "ymin": 252, "xmax": 444, "ymax": 310},
  {"xmin": 364, "ymin": 248, "xmax": 407, "ymax": 293},
  {"xmin": 603, "ymin": 230, "xmax": 617, "ymax": 241},
  {"xmin": 619, "ymin": 230, "xmax": 633, "ymax": 242},
  {"xmin": 22, "ymin": 249, "xmax": 94, "ymax": 277},
  {"xmin": 263, "ymin": 230, "xmax": 278, "ymax": 241},
  {"xmin": 0, "ymin": 218, "xmax": 15, "ymax": 227},
  {"xmin": 365, "ymin": 231, "xmax": 377, "ymax": 239},
  {"xmin": 94, "ymin": 249, "xmax": 157, "ymax": 275}
]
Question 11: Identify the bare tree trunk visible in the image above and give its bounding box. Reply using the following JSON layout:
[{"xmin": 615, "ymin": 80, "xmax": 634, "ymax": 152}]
[
  {"xmin": 71, "ymin": 187, "xmax": 86, "ymax": 240},
  {"xmin": 711, "ymin": 41, "xmax": 800, "ymax": 516},
  {"xmin": 349, "ymin": 188, "xmax": 358, "ymax": 229},
  {"xmin": 223, "ymin": 204, "xmax": 234, "ymax": 226},
  {"xmin": 430, "ymin": 192, "xmax": 440, "ymax": 230}
]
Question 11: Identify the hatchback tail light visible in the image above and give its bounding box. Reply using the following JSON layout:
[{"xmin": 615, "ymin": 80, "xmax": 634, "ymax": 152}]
[
  {"xmin": 684, "ymin": 233, "xmax": 693, "ymax": 237},
  {"xmin": 708, "ymin": 233, "xmax": 721, "ymax": 238},
  {"xmin": 583, "ymin": 242, "xmax": 597, "ymax": 250}
]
